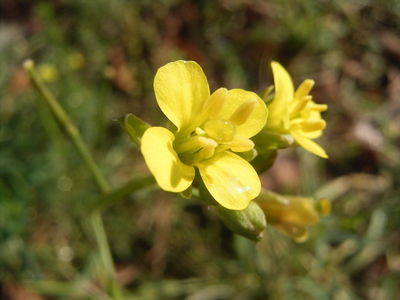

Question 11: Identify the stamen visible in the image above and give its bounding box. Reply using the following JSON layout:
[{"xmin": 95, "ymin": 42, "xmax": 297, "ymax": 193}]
[
  {"xmin": 203, "ymin": 88, "xmax": 229, "ymax": 119},
  {"xmin": 179, "ymin": 88, "xmax": 229, "ymax": 139},
  {"xmin": 309, "ymin": 103, "xmax": 328, "ymax": 112},
  {"xmin": 229, "ymin": 136, "xmax": 255, "ymax": 152},
  {"xmin": 229, "ymin": 98, "xmax": 258, "ymax": 126},
  {"xmin": 197, "ymin": 147, "xmax": 216, "ymax": 160},
  {"xmin": 174, "ymin": 136, "xmax": 202, "ymax": 153},
  {"xmin": 195, "ymin": 127, "xmax": 206, "ymax": 135},
  {"xmin": 289, "ymin": 96, "xmax": 312, "ymax": 118},
  {"xmin": 197, "ymin": 136, "xmax": 218, "ymax": 149},
  {"xmin": 300, "ymin": 119, "xmax": 326, "ymax": 132},
  {"xmin": 294, "ymin": 79, "xmax": 314, "ymax": 100}
]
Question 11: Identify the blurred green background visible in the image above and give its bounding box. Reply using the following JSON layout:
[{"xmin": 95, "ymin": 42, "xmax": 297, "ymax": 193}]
[{"xmin": 1, "ymin": 0, "xmax": 399, "ymax": 299}]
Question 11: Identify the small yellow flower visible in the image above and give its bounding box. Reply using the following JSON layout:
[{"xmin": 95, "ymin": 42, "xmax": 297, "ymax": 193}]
[
  {"xmin": 266, "ymin": 62, "xmax": 328, "ymax": 158},
  {"xmin": 68, "ymin": 52, "xmax": 85, "ymax": 70},
  {"xmin": 255, "ymin": 189, "xmax": 331, "ymax": 242},
  {"xmin": 37, "ymin": 64, "xmax": 59, "ymax": 82},
  {"xmin": 141, "ymin": 61, "xmax": 268, "ymax": 210}
]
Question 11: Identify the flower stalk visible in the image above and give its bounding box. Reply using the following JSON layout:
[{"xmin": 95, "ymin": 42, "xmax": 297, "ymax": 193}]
[{"xmin": 24, "ymin": 59, "xmax": 123, "ymax": 300}]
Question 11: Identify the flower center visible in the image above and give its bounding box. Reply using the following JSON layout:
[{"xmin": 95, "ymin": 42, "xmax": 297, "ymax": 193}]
[
  {"xmin": 175, "ymin": 94, "xmax": 258, "ymax": 165},
  {"xmin": 203, "ymin": 118, "xmax": 236, "ymax": 143}
]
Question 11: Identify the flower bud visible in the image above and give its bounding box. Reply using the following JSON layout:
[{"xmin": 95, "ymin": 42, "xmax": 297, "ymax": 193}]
[
  {"xmin": 235, "ymin": 148, "xmax": 258, "ymax": 162},
  {"xmin": 250, "ymin": 148, "xmax": 277, "ymax": 174},
  {"xmin": 252, "ymin": 130, "xmax": 294, "ymax": 150},
  {"xmin": 215, "ymin": 201, "xmax": 267, "ymax": 242},
  {"xmin": 117, "ymin": 113, "xmax": 151, "ymax": 146},
  {"xmin": 255, "ymin": 189, "xmax": 330, "ymax": 242}
]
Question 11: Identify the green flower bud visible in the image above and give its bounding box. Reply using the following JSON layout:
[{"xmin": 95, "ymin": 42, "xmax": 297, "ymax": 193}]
[
  {"xmin": 215, "ymin": 201, "xmax": 267, "ymax": 242},
  {"xmin": 252, "ymin": 130, "xmax": 294, "ymax": 150},
  {"xmin": 250, "ymin": 148, "xmax": 277, "ymax": 174},
  {"xmin": 259, "ymin": 85, "xmax": 274, "ymax": 104},
  {"xmin": 117, "ymin": 113, "xmax": 151, "ymax": 146},
  {"xmin": 235, "ymin": 148, "xmax": 258, "ymax": 162}
]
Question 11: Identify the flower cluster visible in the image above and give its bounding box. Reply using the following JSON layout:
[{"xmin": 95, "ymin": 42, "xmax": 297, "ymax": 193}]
[
  {"xmin": 120, "ymin": 60, "xmax": 329, "ymax": 242},
  {"xmin": 264, "ymin": 62, "xmax": 328, "ymax": 158}
]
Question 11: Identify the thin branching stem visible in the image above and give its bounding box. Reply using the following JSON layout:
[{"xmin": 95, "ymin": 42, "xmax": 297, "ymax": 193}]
[{"xmin": 24, "ymin": 59, "xmax": 123, "ymax": 300}]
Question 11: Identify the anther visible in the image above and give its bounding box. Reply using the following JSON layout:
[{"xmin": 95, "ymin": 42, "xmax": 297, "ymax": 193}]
[
  {"xmin": 309, "ymin": 104, "xmax": 328, "ymax": 112},
  {"xmin": 203, "ymin": 88, "xmax": 229, "ymax": 119},
  {"xmin": 197, "ymin": 136, "xmax": 218, "ymax": 149},
  {"xmin": 289, "ymin": 96, "xmax": 312, "ymax": 118},
  {"xmin": 174, "ymin": 137, "xmax": 199, "ymax": 153},
  {"xmin": 294, "ymin": 79, "xmax": 314, "ymax": 100},
  {"xmin": 198, "ymin": 147, "xmax": 216, "ymax": 160},
  {"xmin": 195, "ymin": 127, "xmax": 206, "ymax": 135},
  {"xmin": 229, "ymin": 98, "xmax": 258, "ymax": 126},
  {"xmin": 229, "ymin": 137, "xmax": 255, "ymax": 152},
  {"xmin": 300, "ymin": 119, "xmax": 326, "ymax": 132}
]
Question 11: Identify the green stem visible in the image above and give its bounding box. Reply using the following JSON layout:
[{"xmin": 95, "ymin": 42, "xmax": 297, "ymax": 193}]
[
  {"xmin": 24, "ymin": 280, "xmax": 110, "ymax": 300},
  {"xmin": 91, "ymin": 175, "xmax": 156, "ymax": 212},
  {"xmin": 24, "ymin": 59, "xmax": 110, "ymax": 194},
  {"xmin": 24, "ymin": 60, "xmax": 122, "ymax": 299}
]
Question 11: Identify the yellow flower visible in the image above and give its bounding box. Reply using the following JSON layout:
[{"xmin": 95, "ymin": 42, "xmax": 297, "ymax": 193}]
[
  {"xmin": 37, "ymin": 64, "xmax": 59, "ymax": 82},
  {"xmin": 266, "ymin": 62, "xmax": 328, "ymax": 158},
  {"xmin": 68, "ymin": 52, "xmax": 85, "ymax": 70},
  {"xmin": 141, "ymin": 61, "xmax": 268, "ymax": 210},
  {"xmin": 255, "ymin": 189, "xmax": 331, "ymax": 242}
]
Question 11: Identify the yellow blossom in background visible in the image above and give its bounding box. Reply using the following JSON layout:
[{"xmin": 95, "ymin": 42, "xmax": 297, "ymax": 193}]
[
  {"xmin": 37, "ymin": 64, "xmax": 60, "ymax": 82},
  {"xmin": 255, "ymin": 189, "xmax": 331, "ymax": 242},
  {"xmin": 141, "ymin": 60, "xmax": 268, "ymax": 210},
  {"xmin": 265, "ymin": 61, "xmax": 328, "ymax": 158},
  {"xmin": 68, "ymin": 52, "xmax": 85, "ymax": 70}
]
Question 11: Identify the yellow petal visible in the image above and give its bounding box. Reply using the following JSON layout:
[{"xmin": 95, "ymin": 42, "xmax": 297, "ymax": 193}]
[
  {"xmin": 278, "ymin": 196, "xmax": 320, "ymax": 225},
  {"xmin": 298, "ymin": 109, "xmax": 324, "ymax": 139},
  {"xmin": 267, "ymin": 61, "xmax": 293, "ymax": 130},
  {"xmin": 154, "ymin": 60, "xmax": 210, "ymax": 131},
  {"xmin": 274, "ymin": 223, "xmax": 309, "ymax": 242},
  {"xmin": 290, "ymin": 130, "xmax": 328, "ymax": 158},
  {"xmin": 217, "ymin": 89, "xmax": 268, "ymax": 138},
  {"xmin": 196, "ymin": 152, "xmax": 261, "ymax": 210},
  {"xmin": 141, "ymin": 127, "xmax": 195, "ymax": 192}
]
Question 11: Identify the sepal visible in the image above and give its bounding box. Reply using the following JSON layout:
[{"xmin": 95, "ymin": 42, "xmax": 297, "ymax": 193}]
[
  {"xmin": 215, "ymin": 201, "xmax": 267, "ymax": 242},
  {"xmin": 235, "ymin": 148, "xmax": 258, "ymax": 162},
  {"xmin": 252, "ymin": 130, "xmax": 294, "ymax": 150},
  {"xmin": 259, "ymin": 85, "xmax": 274, "ymax": 104},
  {"xmin": 117, "ymin": 113, "xmax": 151, "ymax": 146},
  {"xmin": 250, "ymin": 148, "xmax": 277, "ymax": 174}
]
